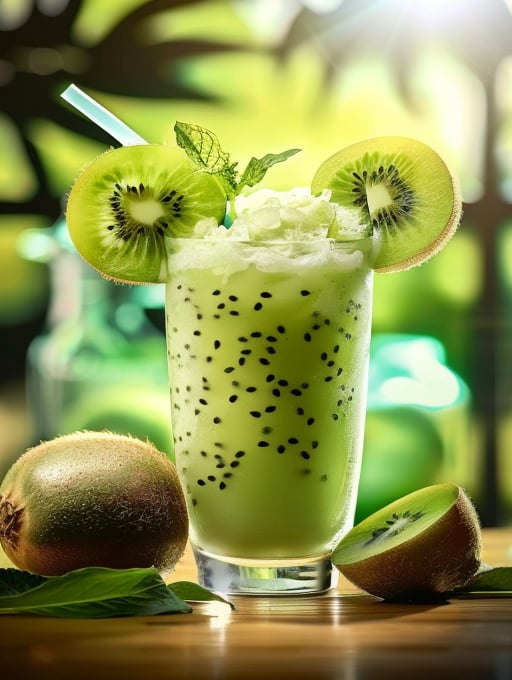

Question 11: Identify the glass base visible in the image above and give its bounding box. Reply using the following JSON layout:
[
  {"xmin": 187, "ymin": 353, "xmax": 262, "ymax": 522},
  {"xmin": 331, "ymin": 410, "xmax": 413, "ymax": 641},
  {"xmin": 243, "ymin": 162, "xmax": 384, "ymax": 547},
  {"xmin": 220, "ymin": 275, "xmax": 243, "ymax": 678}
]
[{"xmin": 192, "ymin": 547, "xmax": 337, "ymax": 596}]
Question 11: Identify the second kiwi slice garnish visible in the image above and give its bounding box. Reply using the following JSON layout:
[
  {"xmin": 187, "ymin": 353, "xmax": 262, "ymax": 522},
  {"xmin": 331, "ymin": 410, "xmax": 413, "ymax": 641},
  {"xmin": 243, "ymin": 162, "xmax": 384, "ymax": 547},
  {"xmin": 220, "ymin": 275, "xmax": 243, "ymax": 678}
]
[
  {"xmin": 311, "ymin": 136, "xmax": 462, "ymax": 273},
  {"xmin": 66, "ymin": 144, "xmax": 227, "ymax": 284}
]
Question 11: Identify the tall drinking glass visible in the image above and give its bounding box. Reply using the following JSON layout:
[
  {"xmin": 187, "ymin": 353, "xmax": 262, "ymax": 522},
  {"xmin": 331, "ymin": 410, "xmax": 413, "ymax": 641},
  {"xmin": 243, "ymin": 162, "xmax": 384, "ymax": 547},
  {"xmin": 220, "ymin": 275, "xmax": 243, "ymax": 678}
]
[{"xmin": 165, "ymin": 236, "xmax": 373, "ymax": 595}]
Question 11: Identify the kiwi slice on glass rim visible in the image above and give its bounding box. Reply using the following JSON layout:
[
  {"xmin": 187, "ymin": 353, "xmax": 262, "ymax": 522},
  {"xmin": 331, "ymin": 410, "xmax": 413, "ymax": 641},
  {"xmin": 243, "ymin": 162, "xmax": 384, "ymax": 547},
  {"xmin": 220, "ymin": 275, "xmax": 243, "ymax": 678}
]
[
  {"xmin": 332, "ymin": 483, "xmax": 481, "ymax": 601},
  {"xmin": 311, "ymin": 136, "xmax": 462, "ymax": 273},
  {"xmin": 65, "ymin": 144, "xmax": 227, "ymax": 284}
]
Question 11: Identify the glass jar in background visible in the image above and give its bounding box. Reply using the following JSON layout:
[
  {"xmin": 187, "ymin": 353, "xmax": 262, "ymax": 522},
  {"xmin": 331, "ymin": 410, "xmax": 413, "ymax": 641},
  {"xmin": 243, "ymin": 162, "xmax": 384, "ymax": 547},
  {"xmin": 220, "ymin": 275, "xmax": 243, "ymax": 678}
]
[{"xmin": 21, "ymin": 219, "xmax": 172, "ymax": 459}]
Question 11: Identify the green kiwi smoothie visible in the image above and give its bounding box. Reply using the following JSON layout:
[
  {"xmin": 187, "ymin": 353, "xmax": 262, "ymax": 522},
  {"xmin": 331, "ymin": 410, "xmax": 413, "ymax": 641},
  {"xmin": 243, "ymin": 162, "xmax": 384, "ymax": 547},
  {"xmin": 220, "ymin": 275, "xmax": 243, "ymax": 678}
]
[
  {"xmin": 165, "ymin": 189, "xmax": 373, "ymax": 590},
  {"xmin": 60, "ymin": 89, "xmax": 462, "ymax": 596}
]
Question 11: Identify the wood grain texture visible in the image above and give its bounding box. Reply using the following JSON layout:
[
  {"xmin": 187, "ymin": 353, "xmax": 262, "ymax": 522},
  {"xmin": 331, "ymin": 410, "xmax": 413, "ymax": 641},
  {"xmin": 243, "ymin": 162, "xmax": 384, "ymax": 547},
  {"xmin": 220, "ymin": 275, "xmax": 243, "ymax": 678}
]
[{"xmin": 1, "ymin": 529, "xmax": 511, "ymax": 680}]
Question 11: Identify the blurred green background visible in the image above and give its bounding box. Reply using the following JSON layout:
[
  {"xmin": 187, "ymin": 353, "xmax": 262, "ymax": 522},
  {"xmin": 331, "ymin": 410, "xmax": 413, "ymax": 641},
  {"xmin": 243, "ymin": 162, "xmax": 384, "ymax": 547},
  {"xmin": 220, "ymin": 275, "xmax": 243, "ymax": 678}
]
[{"xmin": 1, "ymin": 0, "xmax": 511, "ymax": 525}]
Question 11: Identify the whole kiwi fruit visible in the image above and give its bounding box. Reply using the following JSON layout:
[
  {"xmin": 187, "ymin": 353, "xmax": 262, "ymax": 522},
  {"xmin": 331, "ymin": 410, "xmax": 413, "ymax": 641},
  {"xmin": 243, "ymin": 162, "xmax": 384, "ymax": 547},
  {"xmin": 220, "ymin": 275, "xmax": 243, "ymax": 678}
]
[{"xmin": 0, "ymin": 431, "xmax": 188, "ymax": 576}]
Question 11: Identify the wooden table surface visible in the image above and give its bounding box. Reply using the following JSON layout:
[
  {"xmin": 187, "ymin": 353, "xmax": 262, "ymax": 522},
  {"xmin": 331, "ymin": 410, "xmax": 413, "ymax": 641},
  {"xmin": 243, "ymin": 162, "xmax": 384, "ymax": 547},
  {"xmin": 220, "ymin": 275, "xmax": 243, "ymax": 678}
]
[{"xmin": 1, "ymin": 528, "xmax": 511, "ymax": 680}]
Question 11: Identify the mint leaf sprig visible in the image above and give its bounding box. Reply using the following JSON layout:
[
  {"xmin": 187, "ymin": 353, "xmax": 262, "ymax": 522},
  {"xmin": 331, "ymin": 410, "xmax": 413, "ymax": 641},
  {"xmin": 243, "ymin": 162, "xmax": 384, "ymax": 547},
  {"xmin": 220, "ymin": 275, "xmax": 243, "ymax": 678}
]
[
  {"xmin": 174, "ymin": 121, "xmax": 301, "ymax": 224},
  {"xmin": 0, "ymin": 566, "xmax": 233, "ymax": 618}
]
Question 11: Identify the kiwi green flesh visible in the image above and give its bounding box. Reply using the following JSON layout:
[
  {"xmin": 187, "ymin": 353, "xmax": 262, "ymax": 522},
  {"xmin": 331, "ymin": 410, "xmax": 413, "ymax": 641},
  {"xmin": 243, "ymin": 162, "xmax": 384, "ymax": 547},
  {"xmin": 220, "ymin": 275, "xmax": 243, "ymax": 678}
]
[
  {"xmin": 66, "ymin": 145, "xmax": 227, "ymax": 285},
  {"xmin": 311, "ymin": 136, "xmax": 462, "ymax": 273},
  {"xmin": 332, "ymin": 483, "xmax": 459, "ymax": 566}
]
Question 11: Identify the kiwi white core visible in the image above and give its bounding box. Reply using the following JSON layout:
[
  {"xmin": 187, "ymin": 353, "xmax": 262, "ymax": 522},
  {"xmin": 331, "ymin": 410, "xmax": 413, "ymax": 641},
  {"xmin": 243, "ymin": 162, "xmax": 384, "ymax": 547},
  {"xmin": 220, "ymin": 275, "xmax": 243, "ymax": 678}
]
[
  {"xmin": 128, "ymin": 196, "xmax": 165, "ymax": 224},
  {"xmin": 366, "ymin": 183, "xmax": 393, "ymax": 216}
]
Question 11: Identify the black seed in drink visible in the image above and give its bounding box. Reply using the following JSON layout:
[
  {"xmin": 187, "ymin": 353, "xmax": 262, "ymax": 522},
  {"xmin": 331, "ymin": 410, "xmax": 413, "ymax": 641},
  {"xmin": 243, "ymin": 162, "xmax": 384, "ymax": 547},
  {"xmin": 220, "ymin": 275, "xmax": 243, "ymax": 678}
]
[
  {"xmin": 213, "ymin": 417, "xmax": 221, "ymax": 424},
  {"xmin": 229, "ymin": 295, "xmax": 238, "ymax": 302},
  {"xmin": 208, "ymin": 475, "xmax": 216, "ymax": 482},
  {"xmin": 277, "ymin": 445, "xmax": 286, "ymax": 454},
  {"xmin": 219, "ymin": 482, "xmax": 226, "ymax": 490},
  {"xmin": 250, "ymin": 411, "xmax": 262, "ymax": 418},
  {"xmin": 288, "ymin": 437, "xmax": 298, "ymax": 444},
  {"xmin": 277, "ymin": 325, "xmax": 286, "ymax": 334},
  {"xmin": 214, "ymin": 340, "xmax": 221, "ymax": 349},
  {"xmin": 265, "ymin": 405, "xmax": 276, "ymax": 413},
  {"xmin": 235, "ymin": 451, "xmax": 246, "ymax": 458},
  {"xmin": 301, "ymin": 451, "xmax": 310, "ymax": 460},
  {"xmin": 230, "ymin": 461, "xmax": 240, "ymax": 468},
  {"xmin": 258, "ymin": 441, "xmax": 270, "ymax": 447},
  {"xmin": 260, "ymin": 291, "xmax": 272, "ymax": 298},
  {"xmin": 301, "ymin": 290, "xmax": 311, "ymax": 296},
  {"xmin": 254, "ymin": 302, "xmax": 263, "ymax": 311}
]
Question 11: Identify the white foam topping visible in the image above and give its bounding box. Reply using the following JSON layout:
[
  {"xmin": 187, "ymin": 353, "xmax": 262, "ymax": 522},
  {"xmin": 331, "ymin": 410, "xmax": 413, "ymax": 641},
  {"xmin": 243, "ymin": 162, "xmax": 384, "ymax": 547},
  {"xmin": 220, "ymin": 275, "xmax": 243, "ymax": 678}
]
[{"xmin": 166, "ymin": 188, "xmax": 371, "ymax": 276}]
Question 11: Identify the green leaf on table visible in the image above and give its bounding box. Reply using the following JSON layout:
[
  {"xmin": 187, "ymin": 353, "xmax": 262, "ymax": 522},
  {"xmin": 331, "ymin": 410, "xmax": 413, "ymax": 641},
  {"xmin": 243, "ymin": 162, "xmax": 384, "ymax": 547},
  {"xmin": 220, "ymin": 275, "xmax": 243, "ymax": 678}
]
[
  {"xmin": 0, "ymin": 568, "xmax": 47, "ymax": 595},
  {"xmin": 170, "ymin": 581, "xmax": 234, "ymax": 608},
  {"xmin": 455, "ymin": 566, "xmax": 512, "ymax": 595},
  {"xmin": 0, "ymin": 566, "xmax": 191, "ymax": 618}
]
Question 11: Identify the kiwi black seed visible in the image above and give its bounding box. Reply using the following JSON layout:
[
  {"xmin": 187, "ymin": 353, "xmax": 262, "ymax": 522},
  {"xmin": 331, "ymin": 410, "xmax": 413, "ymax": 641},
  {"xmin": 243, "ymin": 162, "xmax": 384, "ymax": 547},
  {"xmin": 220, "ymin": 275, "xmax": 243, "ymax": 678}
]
[
  {"xmin": 0, "ymin": 431, "xmax": 189, "ymax": 576},
  {"xmin": 311, "ymin": 136, "xmax": 462, "ymax": 273},
  {"xmin": 332, "ymin": 483, "xmax": 482, "ymax": 601},
  {"xmin": 66, "ymin": 144, "xmax": 227, "ymax": 284}
]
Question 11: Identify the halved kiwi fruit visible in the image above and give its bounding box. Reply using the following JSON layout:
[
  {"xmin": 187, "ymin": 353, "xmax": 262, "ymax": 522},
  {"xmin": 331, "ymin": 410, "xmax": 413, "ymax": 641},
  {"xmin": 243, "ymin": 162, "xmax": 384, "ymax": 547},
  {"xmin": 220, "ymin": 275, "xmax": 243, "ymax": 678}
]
[
  {"xmin": 65, "ymin": 144, "xmax": 227, "ymax": 284},
  {"xmin": 332, "ymin": 483, "xmax": 481, "ymax": 601},
  {"xmin": 311, "ymin": 137, "xmax": 462, "ymax": 272}
]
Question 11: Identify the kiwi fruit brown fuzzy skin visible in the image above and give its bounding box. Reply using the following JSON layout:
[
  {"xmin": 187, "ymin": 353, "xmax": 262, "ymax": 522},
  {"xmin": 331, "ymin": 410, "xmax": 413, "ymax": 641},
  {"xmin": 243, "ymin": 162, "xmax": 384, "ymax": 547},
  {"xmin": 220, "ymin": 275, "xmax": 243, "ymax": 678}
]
[
  {"xmin": 333, "ymin": 484, "xmax": 482, "ymax": 601},
  {"xmin": 0, "ymin": 431, "xmax": 188, "ymax": 577}
]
